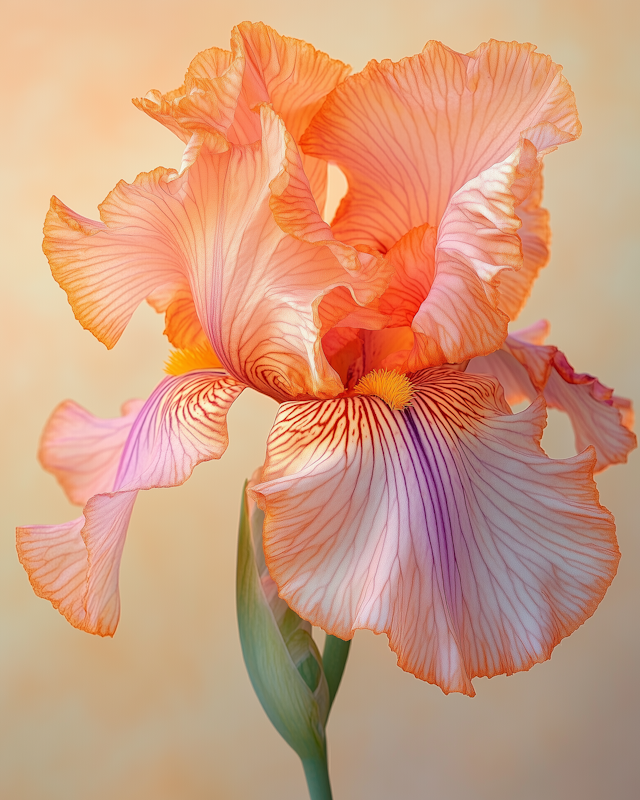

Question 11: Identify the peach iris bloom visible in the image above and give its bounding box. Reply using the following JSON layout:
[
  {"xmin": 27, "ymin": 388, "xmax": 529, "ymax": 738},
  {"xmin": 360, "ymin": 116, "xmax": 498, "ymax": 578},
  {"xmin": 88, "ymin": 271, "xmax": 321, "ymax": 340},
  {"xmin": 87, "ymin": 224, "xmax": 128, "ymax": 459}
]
[{"xmin": 18, "ymin": 23, "xmax": 635, "ymax": 696}]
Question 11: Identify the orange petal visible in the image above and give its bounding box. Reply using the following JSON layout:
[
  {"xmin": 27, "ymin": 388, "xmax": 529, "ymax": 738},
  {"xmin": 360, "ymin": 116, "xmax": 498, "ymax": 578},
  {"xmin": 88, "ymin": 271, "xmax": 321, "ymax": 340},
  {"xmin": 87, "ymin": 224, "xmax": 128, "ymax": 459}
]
[
  {"xmin": 135, "ymin": 23, "xmax": 350, "ymax": 214},
  {"xmin": 470, "ymin": 328, "xmax": 637, "ymax": 471},
  {"xmin": 43, "ymin": 167, "xmax": 194, "ymax": 349},
  {"xmin": 303, "ymin": 39, "xmax": 579, "ymax": 250},
  {"xmin": 133, "ymin": 31, "xmax": 244, "ymax": 144},
  {"xmin": 250, "ymin": 368, "xmax": 617, "ymax": 695},
  {"xmin": 147, "ymin": 283, "xmax": 206, "ymax": 349},
  {"xmin": 192, "ymin": 105, "xmax": 390, "ymax": 400}
]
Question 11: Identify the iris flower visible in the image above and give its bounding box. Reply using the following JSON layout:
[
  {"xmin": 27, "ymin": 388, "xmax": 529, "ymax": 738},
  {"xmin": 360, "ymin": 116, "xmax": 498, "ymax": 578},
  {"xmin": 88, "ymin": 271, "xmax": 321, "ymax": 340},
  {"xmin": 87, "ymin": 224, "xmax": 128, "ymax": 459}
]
[{"xmin": 18, "ymin": 22, "xmax": 635, "ymax": 696}]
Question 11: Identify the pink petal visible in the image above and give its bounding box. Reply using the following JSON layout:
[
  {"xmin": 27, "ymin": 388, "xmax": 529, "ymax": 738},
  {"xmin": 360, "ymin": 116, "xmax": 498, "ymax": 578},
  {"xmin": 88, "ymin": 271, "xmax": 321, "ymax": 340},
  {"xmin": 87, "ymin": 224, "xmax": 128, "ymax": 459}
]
[
  {"xmin": 303, "ymin": 39, "xmax": 580, "ymax": 250},
  {"xmin": 17, "ymin": 493, "xmax": 136, "ymax": 636},
  {"xmin": 39, "ymin": 398, "xmax": 145, "ymax": 506},
  {"xmin": 496, "ymin": 168, "xmax": 550, "ymax": 319},
  {"xmin": 470, "ymin": 329, "xmax": 637, "ymax": 471},
  {"xmin": 250, "ymin": 368, "xmax": 617, "ymax": 696},
  {"xmin": 408, "ymin": 144, "xmax": 531, "ymax": 367},
  {"xmin": 18, "ymin": 371, "xmax": 244, "ymax": 635}
]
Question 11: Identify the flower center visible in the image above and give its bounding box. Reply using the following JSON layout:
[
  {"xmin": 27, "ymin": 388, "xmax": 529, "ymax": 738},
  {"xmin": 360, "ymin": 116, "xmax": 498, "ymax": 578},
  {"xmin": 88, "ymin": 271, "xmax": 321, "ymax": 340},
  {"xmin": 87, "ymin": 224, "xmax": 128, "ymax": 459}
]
[
  {"xmin": 354, "ymin": 369, "xmax": 415, "ymax": 410},
  {"xmin": 164, "ymin": 341, "xmax": 222, "ymax": 375}
]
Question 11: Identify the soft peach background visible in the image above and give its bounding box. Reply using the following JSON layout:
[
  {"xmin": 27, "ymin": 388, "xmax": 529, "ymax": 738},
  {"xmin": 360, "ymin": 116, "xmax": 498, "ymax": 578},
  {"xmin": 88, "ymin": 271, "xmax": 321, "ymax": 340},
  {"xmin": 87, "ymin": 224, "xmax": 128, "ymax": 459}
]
[{"xmin": 2, "ymin": 1, "xmax": 638, "ymax": 798}]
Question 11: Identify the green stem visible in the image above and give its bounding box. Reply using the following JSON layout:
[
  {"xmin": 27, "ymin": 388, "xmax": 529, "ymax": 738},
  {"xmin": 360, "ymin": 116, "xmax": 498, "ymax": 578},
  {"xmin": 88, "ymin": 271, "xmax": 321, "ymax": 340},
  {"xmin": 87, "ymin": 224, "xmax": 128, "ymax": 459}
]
[
  {"xmin": 322, "ymin": 635, "xmax": 352, "ymax": 711},
  {"xmin": 302, "ymin": 754, "xmax": 333, "ymax": 800}
]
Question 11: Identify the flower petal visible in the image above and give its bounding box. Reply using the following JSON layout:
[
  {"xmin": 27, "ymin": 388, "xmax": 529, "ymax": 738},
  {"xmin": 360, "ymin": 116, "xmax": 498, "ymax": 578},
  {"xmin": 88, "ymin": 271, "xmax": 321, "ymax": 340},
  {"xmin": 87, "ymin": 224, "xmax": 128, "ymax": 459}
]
[
  {"xmin": 45, "ymin": 106, "xmax": 389, "ymax": 397},
  {"xmin": 185, "ymin": 105, "xmax": 390, "ymax": 400},
  {"xmin": 39, "ymin": 398, "xmax": 145, "ymax": 506},
  {"xmin": 234, "ymin": 21, "xmax": 351, "ymax": 213},
  {"xmin": 495, "ymin": 168, "xmax": 550, "ymax": 319},
  {"xmin": 135, "ymin": 23, "xmax": 350, "ymax": 214},
  {"xmin": 250, "ymin": 368, "xmax": 617, "ymax": 696},
  {"xmin": 17, "ymin": 493, "xmax": 136, "ymax": 636},
  {"xmin": 18, "ymin": 370, "xmax": 244, "ymax": 635},
  {"xmin": 43, "ymin": 168, "xmax": 191, "ymax": 349},
  {"xmin": 147, "ymin": 282, "xmax": 207, "ymax": 349},
  {"xmin": 407, "ymin": 144, "xmax": 531, "ymax": 367},
  {"xmin": 113, "ymin": 371, "xmax": 244, "ymax": 491},
  {"xmin": 469, "ymin": 329, "xmax": 637, "ymax": 471},
  {"xmin": 303, "ymin": 39, "xmax": 579, "ymax": 250},
  {"xmin": 133, "ymin": 31, "xmax": 244, "ymax": 143}
]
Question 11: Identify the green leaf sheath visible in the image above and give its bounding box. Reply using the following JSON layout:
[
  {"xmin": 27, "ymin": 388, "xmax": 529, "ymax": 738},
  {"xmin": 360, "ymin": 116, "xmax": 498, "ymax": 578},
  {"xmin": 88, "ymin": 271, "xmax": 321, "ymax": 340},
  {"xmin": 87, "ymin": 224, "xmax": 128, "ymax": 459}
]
[{"xmin": 236, "ymin": 484, "xmax": 329, "ymax": 761}]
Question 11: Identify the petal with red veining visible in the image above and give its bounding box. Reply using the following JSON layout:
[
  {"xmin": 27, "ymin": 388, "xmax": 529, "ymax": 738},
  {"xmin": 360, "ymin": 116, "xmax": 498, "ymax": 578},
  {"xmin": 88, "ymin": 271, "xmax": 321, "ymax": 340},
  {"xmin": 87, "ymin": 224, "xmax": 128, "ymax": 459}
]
[
  {"xmin": 250, "ymin": 368, "xmax": 617, "ymax": 695},
  {"xmin": 17, "ymin": 370, "xmax": 244, "ymax": 635},
  {"xmin": 469, "ymin": 329, "xmax": 637, "ymax": 471}
]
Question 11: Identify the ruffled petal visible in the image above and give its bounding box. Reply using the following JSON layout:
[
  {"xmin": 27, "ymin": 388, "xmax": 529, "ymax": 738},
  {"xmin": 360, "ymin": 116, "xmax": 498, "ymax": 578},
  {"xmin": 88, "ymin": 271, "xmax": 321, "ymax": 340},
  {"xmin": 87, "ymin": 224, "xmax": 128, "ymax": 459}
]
[
  {"xmin": 18, "ymin": 370, "xmax": 244, "ymax": 635},
  {"xmin": 45, "ymin": 106, "xmax": 389, "ymax": 398},
  {"xmin": 469, "ymin": 329, "xmax": 637, "ymax": 471},
  {"xmin": 369, "ymin": 138, "xmax": 548, "ymax": 368},
  {"xmin": 185, "ymin": 105, "xmax": 390, "ymax": 400},
  {"xmin": 250, "ymin": 368, "xmax": 617, "ymax": 696},
  {"xmin": 495, "ymin": 168, "xmax": 550, "ymax": 319},
  {"xmin": 133, "ymin": 32, "xmax": 244, "ymax": 143},
  {"xmin": 147, "ymin": 282, "xmax": 207, "ymax": 349},
  {"xmin": 135, "ymin": 23, "xmax": 350, "ymax": 213},
  {"xmin": 234, "ymin": 21, "xmax": 351, "ymax": 212},
  {"xmin": 17, "ymin": 493, "xmax": 136, "ymax": 636},
  {"xmin": 407, "ymin": 144, "xmax": 531, "ymax": 367},
  {"xmin": 43, "ymin": 168, "xmax": 193, "ymax": 349},
  {"xmin": 303, "ymin": 39, "xmax": 580, "ymax": 250},
  {"xmin": 39, "ymin": 398, "xmax": 145, "ymax": 506}
]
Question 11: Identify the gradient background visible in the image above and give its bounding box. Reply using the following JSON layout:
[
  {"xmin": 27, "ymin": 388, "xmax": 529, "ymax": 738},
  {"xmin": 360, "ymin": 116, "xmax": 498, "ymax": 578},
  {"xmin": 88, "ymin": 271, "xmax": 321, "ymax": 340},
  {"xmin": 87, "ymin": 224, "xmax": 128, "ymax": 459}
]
[{"xmin": 2, "ymin": 1, "xmax": 638, "ymax": 798}]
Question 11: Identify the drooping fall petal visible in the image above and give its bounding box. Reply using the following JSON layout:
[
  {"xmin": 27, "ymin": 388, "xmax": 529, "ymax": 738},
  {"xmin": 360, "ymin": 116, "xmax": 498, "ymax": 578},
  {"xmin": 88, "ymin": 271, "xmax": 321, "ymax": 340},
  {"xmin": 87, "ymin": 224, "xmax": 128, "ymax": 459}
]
[
  {"xmin": 470, "ymin": 328, "xmax": 637, "ymax": 471},
  {"xmin": 17, "ymin": 371, "xmax": 244, "ymax": 635},
  {"xmin": 39, "ymin": 398, "xmax": 145, "ymax": 506},
  {"xmin": 250, "ymin": 368, "xmax": 618, "ymax": 696},
  {"xmin": 303, "ymin": 39, "xmax": 580, "ymax": 251}
]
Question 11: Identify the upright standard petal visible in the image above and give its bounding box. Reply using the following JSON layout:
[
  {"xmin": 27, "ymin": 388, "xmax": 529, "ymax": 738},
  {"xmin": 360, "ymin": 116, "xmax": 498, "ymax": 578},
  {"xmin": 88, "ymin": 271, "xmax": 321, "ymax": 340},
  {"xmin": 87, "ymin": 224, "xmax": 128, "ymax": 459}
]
[
  {"xmin": 181, "ymin": 106, "xmax": 390, "ymax": 400},
  {"xmin": 303, "ymin": 39, "xmax": 580, "ymax": 250},
  {"xmin": 250, "ymin": 369, "xmax": 617, "ymax": 696},
  {"xmin": 374, "ymin": 139, "xmax": 539, "ymax": 368},
  {"xmin": 18, "ymin": 371, "xmax": 244, "ymax": 635},
  {"xmin": 134, "ymin": 22, "xmax": 350, "ymax": 213},
  {"xmin": 470, "ymin": 329, "xmax": 637, "ymax": 471}
]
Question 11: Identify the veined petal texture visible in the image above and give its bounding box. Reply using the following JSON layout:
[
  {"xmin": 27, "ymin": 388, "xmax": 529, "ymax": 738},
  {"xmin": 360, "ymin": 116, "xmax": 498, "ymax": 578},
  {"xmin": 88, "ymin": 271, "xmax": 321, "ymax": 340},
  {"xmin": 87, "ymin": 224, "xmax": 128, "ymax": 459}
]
[
  {"xmin": 18, "ymin": 371, "xmax": 244, "ymax": 635},
  {"xmin": 43, "ymin": 106, "xmax": 390, "ymax": 401},
  {"xmin": 250, "ymin": 369, "xmax": 618, "ymax": 696},
  {"xmin": 303, "ymin": 39, "xmax": 579, "ymax": 249},
  {"xmin": 470, "ymin": 326, "xmax": 637, "ymax": 471}
]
